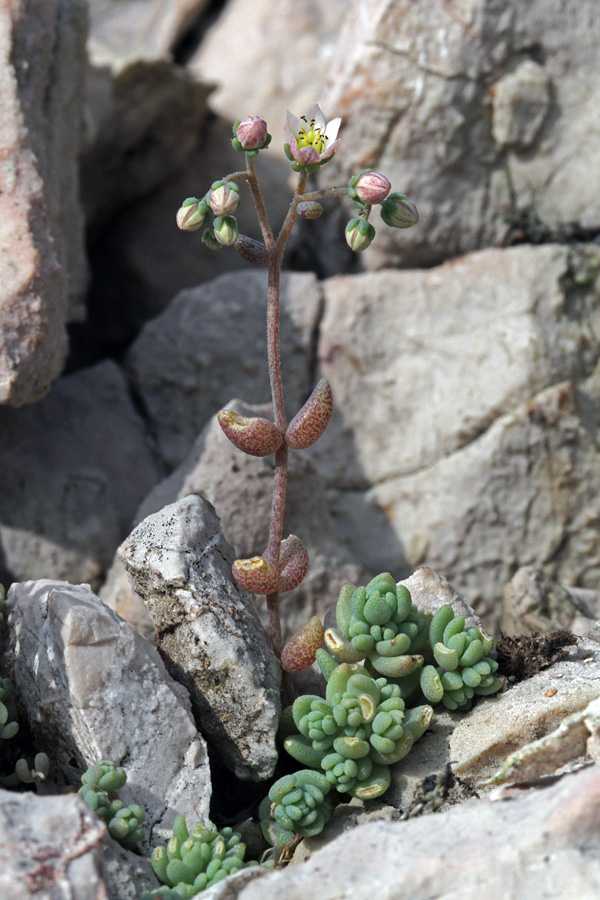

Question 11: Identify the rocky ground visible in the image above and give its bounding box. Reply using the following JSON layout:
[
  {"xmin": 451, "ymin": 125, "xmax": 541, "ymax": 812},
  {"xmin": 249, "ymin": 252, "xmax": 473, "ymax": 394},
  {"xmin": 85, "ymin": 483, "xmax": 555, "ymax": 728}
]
[{"xmin": 1, "ymin": 0, "xmax": 600, "ymax": 898}]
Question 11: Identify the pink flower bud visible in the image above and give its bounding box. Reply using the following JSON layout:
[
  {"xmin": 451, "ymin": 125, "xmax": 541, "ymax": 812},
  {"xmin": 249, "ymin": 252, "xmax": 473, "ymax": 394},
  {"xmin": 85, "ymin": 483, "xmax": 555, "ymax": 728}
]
[
  {"xmin": 278, "ymin": 535, "xmax": 309, "ymax": 593},
  {"xmin": 380, "ymin": 193, "xmax": 419, "ymax": 229},
  {"xmin": 176, "ymin": 198, "xmax": 209, "ymax": 231},
  {"xmin": 285, "ymin": 378, "xmax": 333, "ymax": 450},
  {"xmin": 232, "ymin": 556, "xmax": 280, "ymax": 595},
  {"xmin": 281, "ymin": 617, "xmax": 324, "ymax": 672},
  {"xmin": 209, "ymin": 181, "xmax": 240, "ymax": 216},
  {"xmin": 218, "ymin": 409, "xmax": 283, "ymax": 457},
  {"xmin": 345, "ymin": 218, "xmax": 376, "ymax": 252},
  {"xmin": 353, "ymin": 171, "xmax": 391, "ymax": 205},
  {"xmin": 213, "ymin": 215, "xmax": 239, "ymax": 246},
  {"xmin": 297, "ymin": 201, "xmax": 324, "ymax": 220},
  {"xmin": 234, "ymin": 116, "xmax": 269, "ymax": 151}
]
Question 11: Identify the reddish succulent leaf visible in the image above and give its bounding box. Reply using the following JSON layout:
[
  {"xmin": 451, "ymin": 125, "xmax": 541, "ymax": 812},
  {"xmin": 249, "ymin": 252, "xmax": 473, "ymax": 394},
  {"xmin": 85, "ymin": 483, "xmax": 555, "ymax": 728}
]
[
  {"xmin": 281, "ymin": 617, "xmax": 324, "ymax": 672},
  {"xmin": 218, "ymin": 410, "xmax": 283, "ymax": 457},
  {"xmin": 232, "ymin": 556, "xmax": 280, "ymax": 594},
  {"xmin": 285, "ymin": 378, "xmax": 333, "ymax": 450},
  {"xmin": 278, "ymin": 535, "xmax": 309, "ymax": 593}
]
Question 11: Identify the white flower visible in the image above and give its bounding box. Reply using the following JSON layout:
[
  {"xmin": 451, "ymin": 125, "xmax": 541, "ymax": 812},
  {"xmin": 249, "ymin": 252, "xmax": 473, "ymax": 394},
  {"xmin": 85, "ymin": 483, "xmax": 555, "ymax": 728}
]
[{"xmin": 284, "ymin": 103, "xmax": 341, "ymax": 166}]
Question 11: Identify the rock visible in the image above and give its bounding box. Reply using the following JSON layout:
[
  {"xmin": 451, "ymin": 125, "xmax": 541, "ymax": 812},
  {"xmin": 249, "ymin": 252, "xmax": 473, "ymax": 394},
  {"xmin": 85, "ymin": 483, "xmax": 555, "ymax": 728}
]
[
  {"xmin": 449, "ymin": 631, "xmax": 600, "ymax": 787},
  {"xmin": 188, "ymin": 0, "xmax": 348, "ymax": 153},
  {"xmin": 0, "ymin": 788, "xmax": 107, "ymax": 900},
  {"xmin": 0, "ymin": 360, "xmax": 162, "ymax": 590},
  {"xmin": 502, "ymin": 567, "xmax": 600, "ymax": 636},
  {"xmin": 319, "ymin": 0, "xmax": 600, "ymax": 271},
  {"xmin": 0, "ymin": 0, "xmax": 88, "ymax": 405},
  {"xmin": 101, "ymin": 837, "xmax": 158, "ymax": 900},
  {"xmin": 399, "ymin": 567, "xmax": 479, "ymax": 627},
  {"xmin": 3, "ymin": 579, "xmax": 212, "ymax": 848},
  {"xmin": 125, "ymin": 399, "xmax": 365, "ymax": 639},
  {"xmin": 201, "ymin": 762, "xmax": 600, "ymax": 900},
  {"xmin": 82, "ymin": 59, "xmax": 212, "ymax": 228},
  {"xmin": 126, "ymin": 270, "xmax": 323, "ymax": 468},
  {"xmin": 117, "ymin": 494, "xmax": 281, "ymax": 780},
  {"xmin": 100, "ymin": 557, "xmax": 156, "ymax": 641},
  {"xmin": 88, "ymin": 0, "xmax": 210, "ymax": 66}
]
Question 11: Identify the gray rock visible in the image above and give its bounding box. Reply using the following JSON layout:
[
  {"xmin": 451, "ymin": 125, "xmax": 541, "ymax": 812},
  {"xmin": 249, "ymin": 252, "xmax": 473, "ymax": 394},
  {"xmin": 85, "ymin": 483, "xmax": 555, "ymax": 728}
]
[
  {"xmin": 3, "ymin": 580, "xmax": 211, "ymax": 848},
  {"xmin": 117, "ymin": 494, "xmax": 281, "ymax": 781},
  {"xmin": 399, "ymin": 567, "xmax": 480, "ymax": 627},
  {"xmin": 502, "ymin": 566, "xmax": 600, "ymax": 637},
  {"xmin": 0, "ymin": 788, "xmax": 107, "ymax": 900},
  {"xmin": 449, "ymin": 632, "xmax": 600, "ymax": 787},
  {"xmin": 88, "ymin": 0, "xmax": 210, "ymax": 66},
  {"xmin": 188, "ymin": 0, "xmax": 348, "ymax": 154},
  {"xmin": 0, "ymin": 0, "xmax": 88, "ymax": 405},
  {"xmin": 101, "ymin": 837, "xmax": 158, "ymax": 900},
  {"xmin": 0, "ymin": 360, "xmax": 162, "ymax": 590},
  {"xmin": 126, "ymin": 270, "xmax": 323, "ymax": 468},
  {"xmin": 319, "ymin": 0, "xmax": 600, "ymax": 270},
  {"xmin": 201, "ymin": 762, "xmax": 600, "ymax": 900}
]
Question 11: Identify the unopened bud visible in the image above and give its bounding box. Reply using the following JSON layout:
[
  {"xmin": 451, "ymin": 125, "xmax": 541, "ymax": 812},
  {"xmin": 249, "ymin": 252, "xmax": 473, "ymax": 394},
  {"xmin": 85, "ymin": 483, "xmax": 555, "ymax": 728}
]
[
  {"xmin": 350, "ymin": 170, "xmax": 391, "ymax": 205},
  {"xmin": 345, "ymin": 218, "xmax": 376, "ymax": 252},
  {"xmin": 297, "ymin": 200, "xmax": 324, "ymax": 220},
  {"xmin": 380, "ymin": 193, "xmax": 419, "ymax": 229},
  {"xmin": 202, "ymin": 227, "xmax": 223, "ymax": 250},
  {"xmin": 232, "ymin": 116, "xmax": 271, "ymax": 152},
  {"xmin": 209, "ymin": 181, "xmax": 240, "ymax": 216},
  {"xmin": 213, "ymin": 215, "xmax": 239, "ymax": 246},
  {"xmin": 176, "ymin": 197, "xmax": 209, "ymax": 231},
  {"xmin": 235, "ymin": 234, "xmax": 268, "ymax": 265}
]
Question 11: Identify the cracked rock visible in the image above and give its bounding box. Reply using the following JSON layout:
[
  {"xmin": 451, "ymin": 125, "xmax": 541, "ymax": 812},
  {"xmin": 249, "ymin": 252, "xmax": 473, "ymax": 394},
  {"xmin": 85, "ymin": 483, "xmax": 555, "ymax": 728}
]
[
  {"xmin": 491, "ymin": 60, "xmax": 551, "ymax": 149},
  {"xmin": 3, "ymin": 580, "xmax": 211, "ymax": 849},
  {"xmin": 118, "ymin": 494, "xmax": 281, "ymax": 781}
]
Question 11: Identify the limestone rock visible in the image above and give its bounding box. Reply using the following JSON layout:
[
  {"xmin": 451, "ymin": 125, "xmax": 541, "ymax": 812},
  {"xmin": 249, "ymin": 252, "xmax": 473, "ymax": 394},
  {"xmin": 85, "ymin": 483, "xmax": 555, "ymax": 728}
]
[
  {"xmin": 0, "ymin": 789, "xmax": 107, "ymax": 900},
  {"xmin": 399, "ymin": 567, "xmax": 479, "ymax": 627},
  {"xmin": 0, "ymin": 360, "xmax": 162, "ymax": 590},
  {"xmin": 88, "ymin": 0, "xmax": 210, "ymax": 66},
  {"xmin": 0, "ymin": 0, "xmax": 88, "ymax": 405},
  {"xmin": 201, "ymin": 762, "xmax": 600, "ymax": 900},
  {"xmin": 449, "ymin": 632, "xmax": 600, "ymax": 786},
  {"xmin": 117, "ymin": 494, "xmax": 281, "ymax": 780},
  {"xmin": 3, "ymin": 580, "xmax": 212, "ymax": 848},
  {"xmin": 126, "ymin": 270, "xmax": 323, "ymax": 468},
  {"xmin": 319, "ymin": 0, "xmax": 600, "ymax": 270},
  {"xmin": 188, "ymin": 0, "xmax": 348, "ymax": 154},
  {"xmin": 502, "ymin": 567, "xmax": 600, "ymax": 637}
]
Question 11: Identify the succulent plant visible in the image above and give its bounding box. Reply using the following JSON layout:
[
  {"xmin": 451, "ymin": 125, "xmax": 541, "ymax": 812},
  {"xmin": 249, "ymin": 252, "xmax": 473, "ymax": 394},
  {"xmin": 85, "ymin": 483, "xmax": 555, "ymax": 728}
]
[
  {"xmin": 259, "ymin": 769, "xmax": 332, "ymax": 847},
  {"xmin": 79, "ymin": 760, "xmax": 145, "ymax": 850},
  {"xmin": 284, "ymin": 662, "xmax": 433, "ymax": 800},
  {"xmin": 324, "ymin": 574, "xmax": 431, "ymax": 680},
  {"xmin": 150, "ymin": 815, "xmax": 272, "ymax": 898},
  {"xmin": 419, "ymin": 604, "xmax": 504, "ymax": 710},
  {"xmin": 0, "ymin": 677, "xmax": 19, "ymax": 742}
]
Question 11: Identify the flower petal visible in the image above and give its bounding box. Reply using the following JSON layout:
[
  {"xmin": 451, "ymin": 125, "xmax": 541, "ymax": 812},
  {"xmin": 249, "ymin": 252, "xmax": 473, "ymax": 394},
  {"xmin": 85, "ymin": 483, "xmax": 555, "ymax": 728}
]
[
  {"xmin": 325, "ymin": 117, "xmax": 341, "ymax": 142},
  {"xmin": 285, "ymin": 110, "xmax": 303, "ymax": 143},
  {"xmin": 297, "ymin": 145, "xmax": 321, "ymax": 164},
  {"xmin": 302, "ymin": 103, "xmax": 326, "ymax": 131},
  {"xmin": 320, "ymin": 139, "xmax": 341, "ymax": 160}
]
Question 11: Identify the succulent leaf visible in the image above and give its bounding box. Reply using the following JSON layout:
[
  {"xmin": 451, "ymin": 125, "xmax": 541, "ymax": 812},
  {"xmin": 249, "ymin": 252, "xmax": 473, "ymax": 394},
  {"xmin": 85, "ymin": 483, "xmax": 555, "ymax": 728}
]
[
  {"xmin": 278, "ymin": 534, "xmax": 309, "ymax": 593},
  {"xmin": 281, "ymin": 616, "xmax": 324, "ymax": 672},
  {"xmin": 285, "ymin": 377, "xmax": 333, "ymax": 449},
  {"xmin": 232, "ymin": 556, "xmax": 280, "ymax": 594},
  {"xmin": 217, "ymin": 409, "xmax": 283, "ymax": 457}
]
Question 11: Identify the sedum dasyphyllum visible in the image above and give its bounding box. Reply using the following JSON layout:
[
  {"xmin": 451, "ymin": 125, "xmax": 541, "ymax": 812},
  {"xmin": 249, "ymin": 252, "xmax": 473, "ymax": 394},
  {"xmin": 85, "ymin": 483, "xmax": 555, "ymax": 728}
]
[{"xmin": 176, "ymin": 104, "xmax": 418, "ymax": 667}]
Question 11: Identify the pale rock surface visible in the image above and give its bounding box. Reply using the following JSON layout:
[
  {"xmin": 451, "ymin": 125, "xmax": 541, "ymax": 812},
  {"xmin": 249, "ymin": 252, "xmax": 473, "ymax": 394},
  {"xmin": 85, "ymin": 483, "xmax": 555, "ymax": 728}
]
[
  {"xmin": 320, "ymin": 0, "xmax": 600, "ymax": 270},
  {"xmin": 449, "ymin": 631, "xmax": 600, "ymax": 786},
  {"xmin": 189, "ymin": 0, "xmax": 349, "ymax": 153},
  {"xmin": 201, "ymin": 762, "xmax": 600, "ymax": 900},
  {"xmin": 88, "ymin": 0, "xmax": 209, "ymax": 66},
  {"xmin": 0, "ymin": 0, "xmax": 88, "ymax": 405},
  {"xmin": 3, "ymin": 580, "xmax": 212, "ymax": 848},
  {"xmin": 117, "ymin": 494, "xmax": 281, "ymax": 780},
  {"xmin": 0, "ymin": 360, "xmax": 162, "ymax": 589},
  {"xmin": 101, "ymin": 838, "xmax": 158, "ymax": 900},
  {"xmin": 0, "ymin": 788, "xmax": 107, "ymax": 900},
  {"xmin": 399, "ymin": 567, "xmax": 479, "ymax": 627},
  {"xmin": 126, "ymin": 271, "xmax": 323, "ymax": 468},
  {"xmin": 502, "ymin": 566, "xmax": 600, "ymax": 637}
]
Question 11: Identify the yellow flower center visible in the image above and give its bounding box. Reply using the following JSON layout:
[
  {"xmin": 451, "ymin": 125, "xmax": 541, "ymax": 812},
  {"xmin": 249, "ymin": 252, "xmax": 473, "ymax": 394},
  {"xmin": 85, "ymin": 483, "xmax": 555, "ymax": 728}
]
[{"xmin": 297, "ymin": 117, "xmax": 326, "ymax": 155}]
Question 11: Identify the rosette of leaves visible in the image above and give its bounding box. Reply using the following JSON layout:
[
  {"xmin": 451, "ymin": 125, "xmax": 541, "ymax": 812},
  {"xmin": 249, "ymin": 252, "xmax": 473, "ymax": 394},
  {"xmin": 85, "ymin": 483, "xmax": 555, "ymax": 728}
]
[
  {"xmin": 259, "ymin": 769, "xmax": 332, "ymax": 847},
  {"xmin": 150, "ymin": 815, "xmax": 271, "ymax": 898},
  {"xmin": 324, "ymin": 574, "xmax": 431, "ymax": 680},
  {"xmin": 284, "ymin": 662, "xmax": 433, "ymax": 800},
  {"xmin": 79, "ymin": 760, "xmax": 145, "ymax": 850},
  {"xmin": 419, "ymin": 604, "xmax": 504, "ymax": 710}
]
